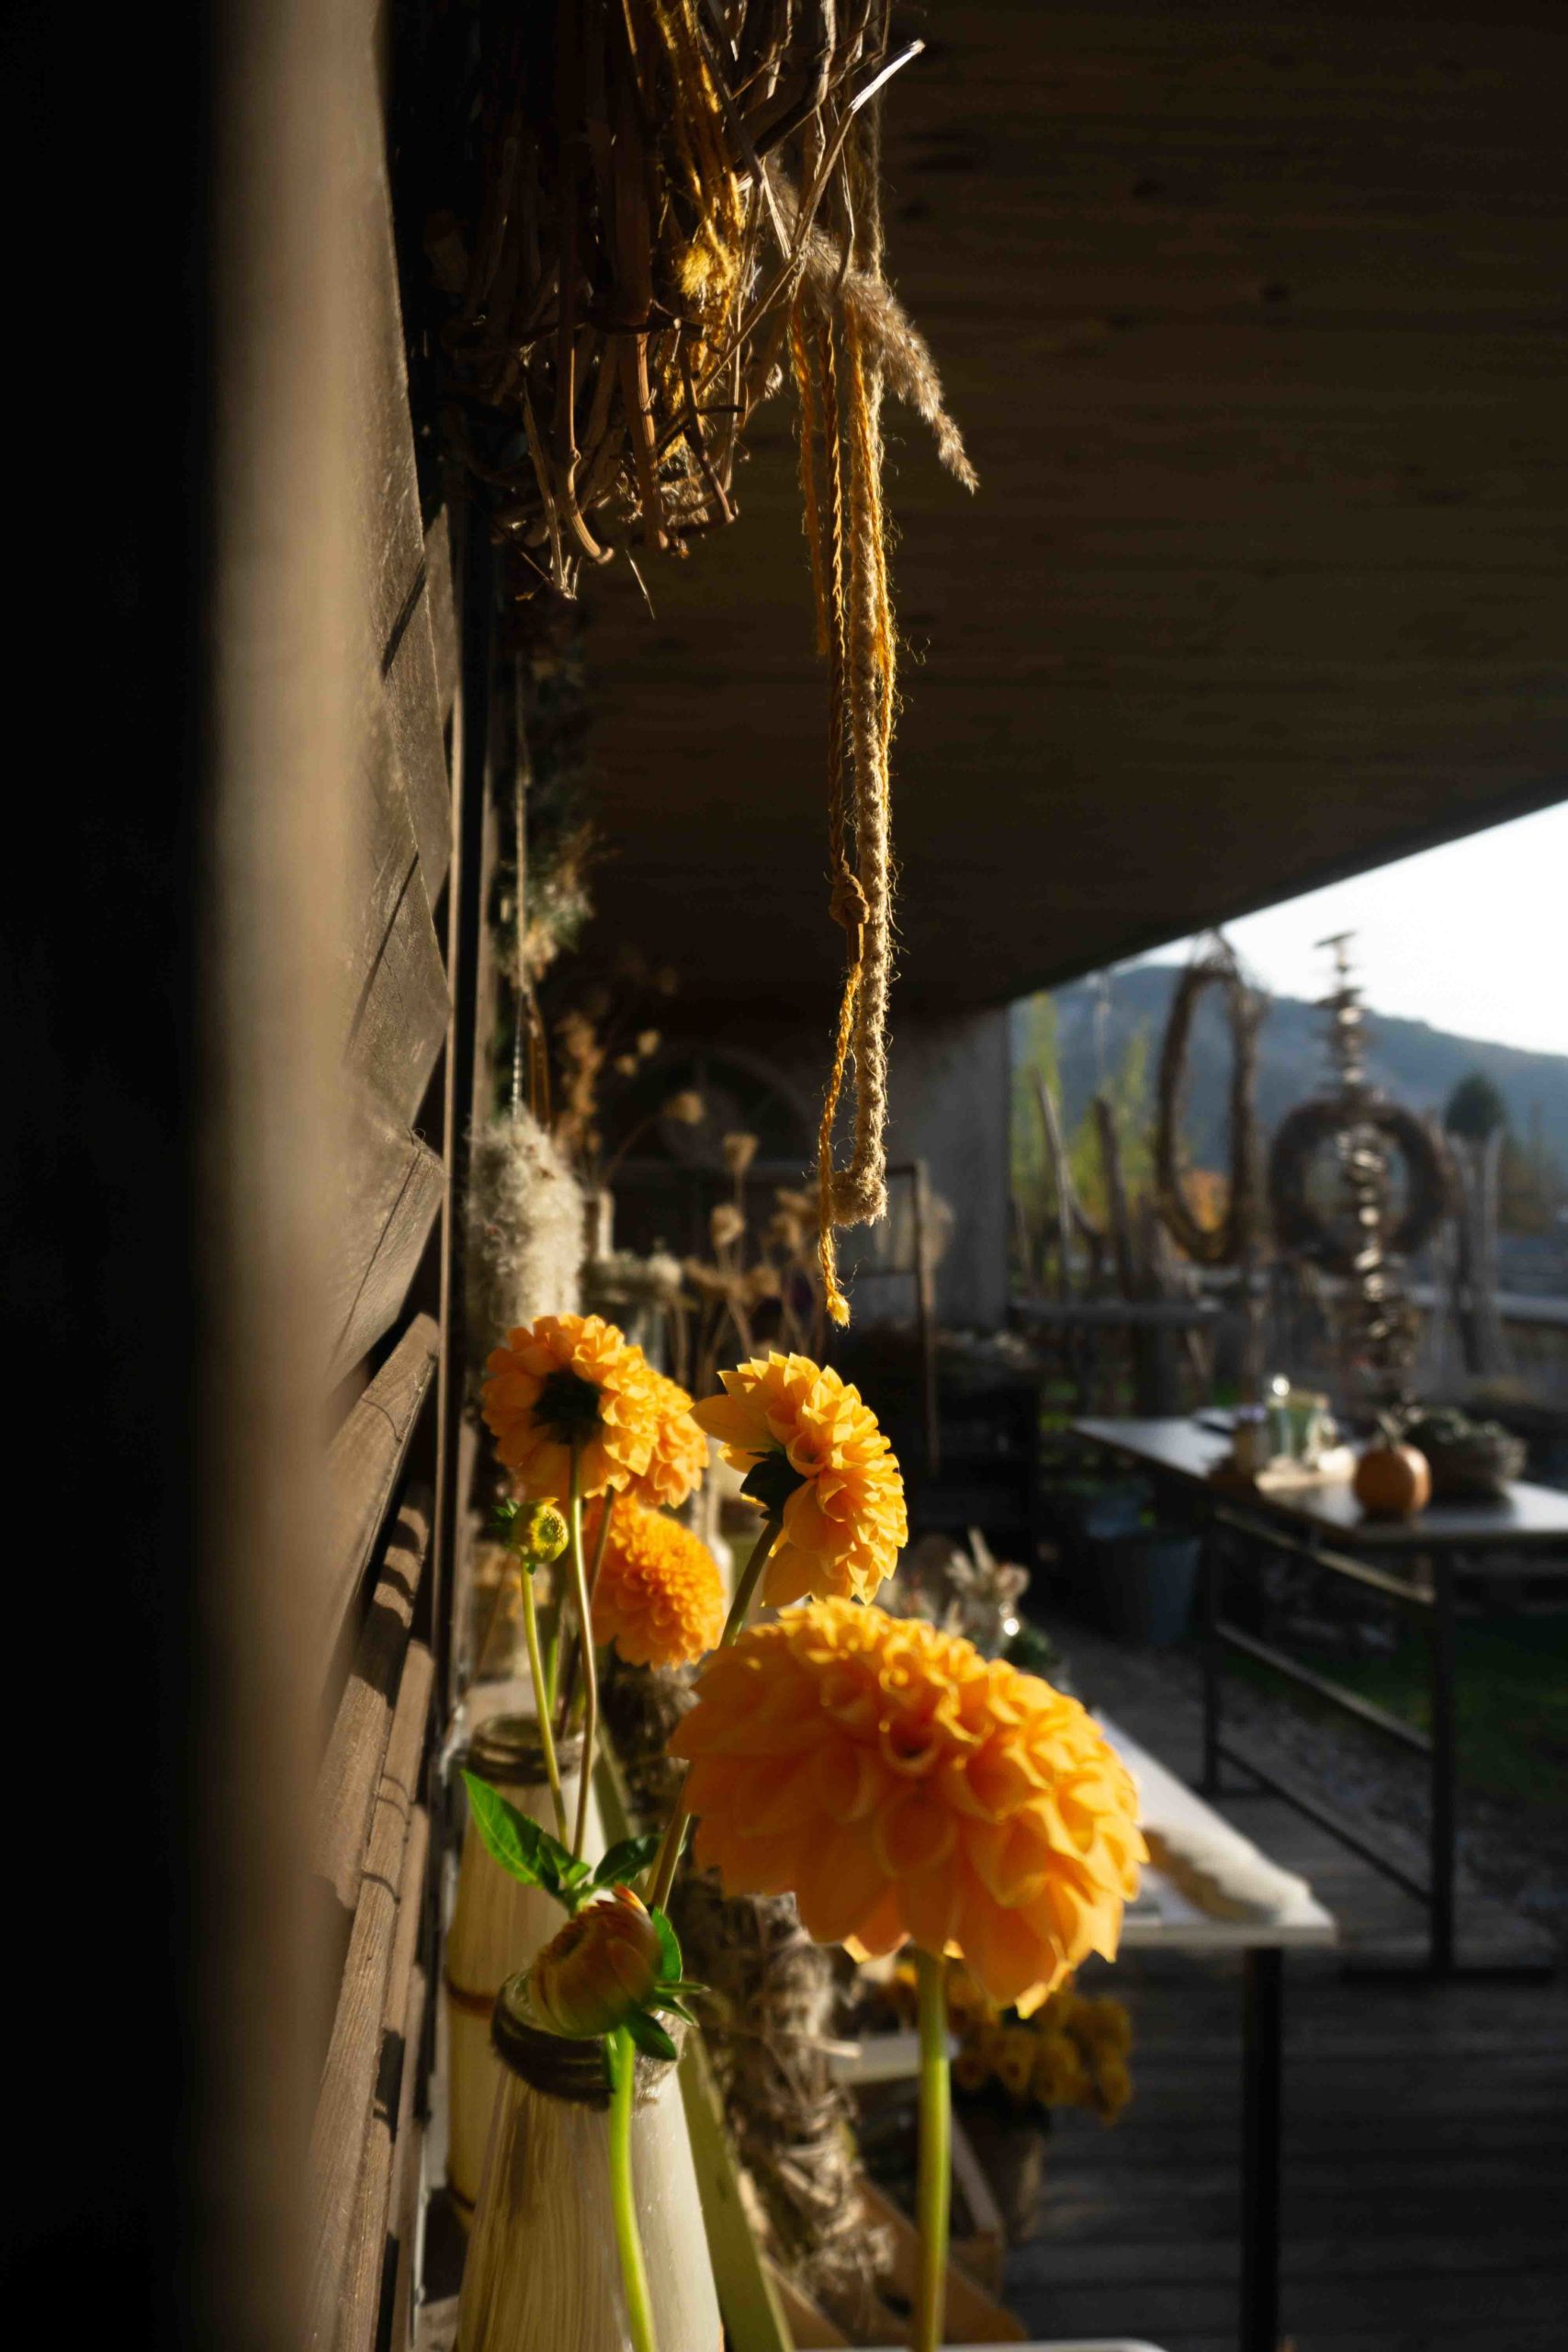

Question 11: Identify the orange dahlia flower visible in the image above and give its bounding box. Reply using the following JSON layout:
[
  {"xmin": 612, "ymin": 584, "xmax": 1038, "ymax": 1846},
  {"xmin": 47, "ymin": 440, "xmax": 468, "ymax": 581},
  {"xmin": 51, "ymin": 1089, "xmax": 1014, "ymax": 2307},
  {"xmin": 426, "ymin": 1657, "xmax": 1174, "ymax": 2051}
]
[
  {"xmin": 668, "ymin": 1600, "xmax": 1145, "ymax": 2012},
  {"xmin": 529, "ymin": 1885, "xmax": 664, "ymax": 2039},
  {"xmin": 691, "ymin": 1352, "xmax": 907, "ymax": 1606},
  {"xmin": 588, "ymin": 1498, "xmax": 727, "ymax": 1668},
  {"xmin": 481, "ymin": 1314, "xmax": 661, "ymax": 1501},
  {"xmin": 623, "ymin": 1374, "xmax": 708, "ymax": 1512}
]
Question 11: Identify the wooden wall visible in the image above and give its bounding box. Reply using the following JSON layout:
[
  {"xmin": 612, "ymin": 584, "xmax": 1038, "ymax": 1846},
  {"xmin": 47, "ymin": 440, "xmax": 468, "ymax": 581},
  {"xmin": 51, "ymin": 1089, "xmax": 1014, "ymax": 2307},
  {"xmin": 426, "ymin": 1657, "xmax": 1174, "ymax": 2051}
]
[{"xmin": 208, "ymin": 3, "xmax": 468, "ymax": 2345}]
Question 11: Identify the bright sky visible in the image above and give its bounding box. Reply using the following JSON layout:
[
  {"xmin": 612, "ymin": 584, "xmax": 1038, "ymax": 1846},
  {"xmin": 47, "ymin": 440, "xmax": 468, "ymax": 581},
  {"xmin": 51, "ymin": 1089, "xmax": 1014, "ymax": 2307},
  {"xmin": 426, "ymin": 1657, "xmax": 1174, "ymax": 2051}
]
[{"xmin": 1136, "ymin": 801, "xmax": 1568, "ymax": 1058}]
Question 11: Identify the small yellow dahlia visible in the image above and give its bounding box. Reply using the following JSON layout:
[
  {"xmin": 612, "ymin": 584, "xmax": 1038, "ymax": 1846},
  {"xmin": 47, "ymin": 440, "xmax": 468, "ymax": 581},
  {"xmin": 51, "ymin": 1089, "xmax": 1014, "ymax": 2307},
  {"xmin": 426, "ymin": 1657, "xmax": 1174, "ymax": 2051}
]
[
  {"xmin": 481, "ymin": 1314, "xmax": 661, "ymax": 1501},
  {"xmin": 668, "ymin": 1600, "xmax": 1145, "ymax": 2012},
  {"xmin": 691, "ymin": 1352, "xmax": 907, "ymax": 1606},
  {"xmin": 623, "ymin": 1374, "xmax": 708, "ymax": 1512},
  {"xmin": 1032, "ymin": 2030, "xmax": 1090, "ymax": 2109},
  {"xmin": 588, "ymin": 1498, "xmax": 727, "ymax": 1669}
]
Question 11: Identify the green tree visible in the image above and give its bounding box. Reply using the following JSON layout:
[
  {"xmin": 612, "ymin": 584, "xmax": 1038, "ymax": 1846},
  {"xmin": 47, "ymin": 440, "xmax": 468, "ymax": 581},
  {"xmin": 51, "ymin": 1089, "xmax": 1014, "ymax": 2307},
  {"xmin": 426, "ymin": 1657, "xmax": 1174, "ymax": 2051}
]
[
  {"xmin": 1443, "ymin": 1071, "xmax": 1507, "ymax": 1142},
  {"xmin": 1010, "ymin": 995, "xmax": 1063, "ymax": 1280},
  {"xmin": 1069, "ymin": 1022, "xmax": 1153, "ymax": 1221}
]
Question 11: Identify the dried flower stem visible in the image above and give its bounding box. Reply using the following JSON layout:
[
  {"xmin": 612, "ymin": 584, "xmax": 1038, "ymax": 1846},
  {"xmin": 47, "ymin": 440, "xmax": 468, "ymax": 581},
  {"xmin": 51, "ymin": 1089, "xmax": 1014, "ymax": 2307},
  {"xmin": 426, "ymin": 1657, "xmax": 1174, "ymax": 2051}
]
[
  {"xmin": 606, "ymin": 2026, "xmax": 660, "ymax": 2352},
  {"xmin": 914, "ymin": 1946, "xmax": 951, "ymax": 2352},
  {"xmin": 646, "ymin": 1515, "xmax": 784, "ymax": 1911}
]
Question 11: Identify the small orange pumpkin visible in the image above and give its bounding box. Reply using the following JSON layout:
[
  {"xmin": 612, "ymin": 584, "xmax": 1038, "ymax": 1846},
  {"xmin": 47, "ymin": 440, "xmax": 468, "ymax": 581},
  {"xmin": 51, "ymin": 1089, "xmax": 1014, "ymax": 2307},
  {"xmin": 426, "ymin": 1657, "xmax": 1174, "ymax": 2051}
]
[{"xmin": 1353, "ymin": 1439, "xmax": 1431, "ymax": 1520}]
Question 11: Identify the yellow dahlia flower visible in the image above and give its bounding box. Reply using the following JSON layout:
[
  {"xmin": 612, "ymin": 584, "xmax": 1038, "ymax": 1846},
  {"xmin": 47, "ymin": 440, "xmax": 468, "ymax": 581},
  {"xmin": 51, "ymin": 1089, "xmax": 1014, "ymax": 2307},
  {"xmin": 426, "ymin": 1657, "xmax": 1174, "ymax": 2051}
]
[
  {"xmin": 669, "ymin": 1600, "xmax": 1145, "ymax": 2012},
  {"xmin": 953, "ymin": 2041, "xmax": 990, "ymax": 2096},
  {"xmin": 691, "ymin": 1352, "xmax": 907, "ymax": 1606},
  {"xmin": 481, "ymin": 1314, "xmax": 661, "ymax": 1501},
  {"xmin": 588, "ymin": 1498, "xmax": 727, "ymax": 1669},
  {"xmin": 1032, "ymin": 2030, "xmax": 1090, "ymax": 2109},
  {"xmin": 623, "ymin": 1374, "xmax": 708, "ymax": 1512}
]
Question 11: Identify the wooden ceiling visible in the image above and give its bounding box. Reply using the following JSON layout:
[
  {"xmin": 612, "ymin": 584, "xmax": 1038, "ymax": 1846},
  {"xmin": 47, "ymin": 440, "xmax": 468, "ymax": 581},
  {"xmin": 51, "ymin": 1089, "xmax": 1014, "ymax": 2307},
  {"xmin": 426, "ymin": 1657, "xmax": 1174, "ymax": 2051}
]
[{"xmin": 578, "ymin": 0, "xmax": 1567, "ymax": 1019}]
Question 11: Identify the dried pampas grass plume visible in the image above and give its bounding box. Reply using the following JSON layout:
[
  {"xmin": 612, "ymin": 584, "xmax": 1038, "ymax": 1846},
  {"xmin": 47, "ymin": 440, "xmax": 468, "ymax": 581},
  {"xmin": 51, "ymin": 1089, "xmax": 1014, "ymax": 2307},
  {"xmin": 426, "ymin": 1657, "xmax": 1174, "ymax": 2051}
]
[
  {"xmin": 784, "ymin": 194, "xmax": 977, "ymax": 494},
  {"xmin": 466, "ymin": 1111, "xmax": 586, "ymax": 1374}
]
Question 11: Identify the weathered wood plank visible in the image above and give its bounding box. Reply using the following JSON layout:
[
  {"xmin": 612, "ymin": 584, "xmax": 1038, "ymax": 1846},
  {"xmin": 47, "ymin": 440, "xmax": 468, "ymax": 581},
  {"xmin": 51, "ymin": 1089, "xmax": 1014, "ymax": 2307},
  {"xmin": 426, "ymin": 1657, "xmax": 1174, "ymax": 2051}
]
[
  {"xmin": 337, "ymin": 1805, "xmax": 429, "ymax": 2352},
  {"xmin": 336, "ymin": 661, "xmax": 445, "ymax": 1141},
  {"xmin": 321, "ymin": 1317, "xmax": 438, "ymax": 1664},
  {"xmin": 344, "ymin": 38, "xmax": 424, "ymax": 673},
  {"xmin": 382, "ymin": 1966, "xmax": 428, "ymax": 2347},
  {"xmin": 329, "ymin": 1105, "xmax": 446, "ymax": 1383},
  {"xmin": 343, "ymin": 853, "xmax": 448, "ymax": 1127},
  {"xmin": 313, "ymin": 1486, "xmax": 432, "ymax": 1904},
  {"xmin": 424, "ymin": 507, "xmax": 458, "ymax": 723},
  {"xmin": 384, "ymin": 589, "xmax": 450, "ymax": 902},
  {"xmin": 307, "ymin": 1641, "xmax": 433, "ymax": 2350}
]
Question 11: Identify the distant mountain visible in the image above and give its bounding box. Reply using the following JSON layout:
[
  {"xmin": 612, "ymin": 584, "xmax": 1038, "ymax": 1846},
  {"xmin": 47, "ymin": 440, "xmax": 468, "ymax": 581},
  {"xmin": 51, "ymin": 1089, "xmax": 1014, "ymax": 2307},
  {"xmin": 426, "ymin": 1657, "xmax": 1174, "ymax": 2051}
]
[{"xmin": 1018, "ymin": 965, "xmax": 1568, "ymax": 1174}]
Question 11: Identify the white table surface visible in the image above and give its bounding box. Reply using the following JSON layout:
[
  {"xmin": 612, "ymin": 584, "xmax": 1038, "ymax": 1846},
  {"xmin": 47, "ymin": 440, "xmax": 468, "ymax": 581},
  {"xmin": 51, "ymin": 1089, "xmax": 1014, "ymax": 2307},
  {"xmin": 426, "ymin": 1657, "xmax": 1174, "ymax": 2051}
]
[{"xmin": 1100, "ymin": 1715, "xmax": 1337, "ymax": 1954}]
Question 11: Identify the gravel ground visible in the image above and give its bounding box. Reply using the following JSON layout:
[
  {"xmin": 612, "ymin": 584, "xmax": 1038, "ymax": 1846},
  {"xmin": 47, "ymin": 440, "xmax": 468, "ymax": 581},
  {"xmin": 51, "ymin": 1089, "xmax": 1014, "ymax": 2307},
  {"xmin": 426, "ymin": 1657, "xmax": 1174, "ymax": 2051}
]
[{"xmin": 1040, "ymin": 1610, "xmax": 1568, "ymax": 1957}]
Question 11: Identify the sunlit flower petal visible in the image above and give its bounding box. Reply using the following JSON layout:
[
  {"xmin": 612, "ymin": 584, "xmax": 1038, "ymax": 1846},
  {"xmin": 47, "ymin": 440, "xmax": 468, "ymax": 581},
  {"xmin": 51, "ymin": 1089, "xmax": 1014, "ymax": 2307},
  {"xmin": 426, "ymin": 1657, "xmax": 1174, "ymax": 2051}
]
[
  {"xmin": 587, "ymin": 1497, "xmax": 725, "ymax": 1668},
  {"xmin": 481, "ymin": 1314, "xmax": 662, "ymax": 1501},
  {"xmin": 668, "ymin": 1599, "xmax": 1145, "ymax": 2010},
  {"xmin": 691, "ymin": 1351, "xmax": 906, "ymax": 1603}
]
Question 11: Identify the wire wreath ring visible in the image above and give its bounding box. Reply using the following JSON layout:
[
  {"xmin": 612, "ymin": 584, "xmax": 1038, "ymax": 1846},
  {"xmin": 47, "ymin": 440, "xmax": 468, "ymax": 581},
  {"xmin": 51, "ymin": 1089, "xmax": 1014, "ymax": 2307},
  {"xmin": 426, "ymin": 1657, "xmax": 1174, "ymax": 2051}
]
[
  {"xmin": 1267, "ymin": 1098, "xmax": 1450, "ymax": 1271},
  {"xmin": 1154, "ymin": 947, "xmax": 1264, "ymax": 1268}
]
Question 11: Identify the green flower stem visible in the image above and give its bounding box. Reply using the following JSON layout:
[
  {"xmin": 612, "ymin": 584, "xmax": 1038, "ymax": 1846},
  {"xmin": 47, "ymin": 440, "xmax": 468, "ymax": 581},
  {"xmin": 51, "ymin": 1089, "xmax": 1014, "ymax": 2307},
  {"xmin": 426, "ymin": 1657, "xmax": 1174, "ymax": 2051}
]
[
  {"xmin": 589, "ymin": 1489, "xmax": 615, "ymax": 1603},
  {"xmin": 561, "ymin": 1492, "xmax": 617, "ymax": 1734},
  {"xmin": 647, "ymin": 1515, "xmax": 784, "ymax": 1912},
  {"xmin": 567, "ymin": 1445, "xmax": 599, "ymax": 1862},
  {"xmin": 544, "ymin": 1610, "xmax": 561, "ymax": 1718},
  {"xmin": 914, "ymin": 1946, "xmax": 951, "ymax": 2352},
  {"xmin": 606, "ymin": 2027, "xmax": 660, "ymax": 2352},
  {"xmin": 519, "ymin": 1566, "xmax": 568, "ymax": 1843}
]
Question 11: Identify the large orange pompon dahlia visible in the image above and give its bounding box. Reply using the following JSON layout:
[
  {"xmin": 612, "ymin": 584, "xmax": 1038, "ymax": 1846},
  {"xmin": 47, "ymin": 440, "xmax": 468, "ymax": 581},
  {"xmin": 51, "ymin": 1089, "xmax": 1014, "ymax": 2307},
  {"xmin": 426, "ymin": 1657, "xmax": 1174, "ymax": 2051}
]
[
  {"xmin": 587, "ymin": 1498, "xmax": 727, "ymax": 1668},
  {"xmin": 668, "ymin": 1600, "xmax": 1145, "ymax": 2012},
  {"xmin": 623, "ymin": 1374, "xmax": 708, "ymax": 1512},
  {"xmin": 481, "ymin": 1314, "xmax": 661, "ymax": 1501},
  {"xmin": 691, "ymin": 1352, "xmax": 907, "ymax": 1606}
]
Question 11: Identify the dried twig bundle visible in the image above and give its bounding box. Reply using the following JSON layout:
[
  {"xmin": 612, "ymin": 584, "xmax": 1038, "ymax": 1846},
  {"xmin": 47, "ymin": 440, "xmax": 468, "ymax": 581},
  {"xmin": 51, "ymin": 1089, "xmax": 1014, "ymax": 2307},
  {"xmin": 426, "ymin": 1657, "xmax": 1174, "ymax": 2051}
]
[{"xmin": 429, "ymin": 2, "xmax": 967, "ymax": 589}]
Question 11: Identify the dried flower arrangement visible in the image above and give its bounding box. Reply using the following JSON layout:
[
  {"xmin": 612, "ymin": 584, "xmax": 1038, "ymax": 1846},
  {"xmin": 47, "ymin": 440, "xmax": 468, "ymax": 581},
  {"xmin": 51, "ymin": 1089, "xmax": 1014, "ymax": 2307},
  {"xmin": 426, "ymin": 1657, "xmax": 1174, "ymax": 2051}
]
[
  {"xmin": 429, "ymin": 1, "xmax": 975, "ymax": 1328},
  {"xmin": 879, "ymin": 1959, "xmax": 1135, "ymax": 2127}
]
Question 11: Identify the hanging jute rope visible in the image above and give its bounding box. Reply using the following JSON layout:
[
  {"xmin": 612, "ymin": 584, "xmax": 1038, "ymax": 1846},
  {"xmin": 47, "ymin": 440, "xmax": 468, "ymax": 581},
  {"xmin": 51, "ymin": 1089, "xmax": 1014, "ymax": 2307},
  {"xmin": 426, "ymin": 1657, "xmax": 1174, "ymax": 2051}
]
[
  {"xmin": 1154, "ymin": 937, "xmax": 1266, "ymax": 1269},
  {"xmin": 791, "ymin": 96, "xmax": 907, "ymax": 1322}
]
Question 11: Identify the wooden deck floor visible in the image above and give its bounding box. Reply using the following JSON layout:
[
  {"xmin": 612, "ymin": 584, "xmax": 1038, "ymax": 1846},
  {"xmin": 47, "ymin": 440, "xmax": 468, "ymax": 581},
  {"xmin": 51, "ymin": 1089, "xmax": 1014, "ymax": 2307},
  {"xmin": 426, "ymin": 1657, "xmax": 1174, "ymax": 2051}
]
[{"xmin": 1005, "ymin": 1623, "xmax": 1568, "ymax": 2352}]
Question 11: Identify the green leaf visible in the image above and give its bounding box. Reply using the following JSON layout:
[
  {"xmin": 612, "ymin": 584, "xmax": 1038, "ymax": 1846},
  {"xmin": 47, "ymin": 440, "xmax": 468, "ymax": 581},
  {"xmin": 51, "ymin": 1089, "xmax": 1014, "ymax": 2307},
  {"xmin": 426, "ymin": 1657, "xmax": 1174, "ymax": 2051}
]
[
  {"xmin": 649, "ymin": 1905, "xmax": 683, "ymax": 1985},
  {"xmin": 460, "ymin": 1771, "xmax": 574, "ymax": 1904},
  {"xmin": 649, "ymin": 1994, "xmax": 700, "ymax": 2029},
  {"xmin": 624, "ymin": 2008, "xmax": 679, "ymax": 2064},
  {"xmin": 592, "ymin": 1834, "xmax": 662, "ymax": 1891}
]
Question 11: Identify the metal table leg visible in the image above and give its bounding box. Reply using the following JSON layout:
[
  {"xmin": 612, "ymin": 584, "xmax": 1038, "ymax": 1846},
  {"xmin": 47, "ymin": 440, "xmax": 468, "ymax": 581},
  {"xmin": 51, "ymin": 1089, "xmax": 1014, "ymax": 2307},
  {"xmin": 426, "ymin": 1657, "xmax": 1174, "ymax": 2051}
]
[
  {"xmin": 1428, "ymin": 1552, "xmax": 1457, "ymax": 1974},
  {"xmin": 1240, "ymin": 1946, "xmax": 1283, "ymax": 2352},
  {"xmin": 1201, "ymin": 1524, "xmax": 1223, "ymax": 1796}
]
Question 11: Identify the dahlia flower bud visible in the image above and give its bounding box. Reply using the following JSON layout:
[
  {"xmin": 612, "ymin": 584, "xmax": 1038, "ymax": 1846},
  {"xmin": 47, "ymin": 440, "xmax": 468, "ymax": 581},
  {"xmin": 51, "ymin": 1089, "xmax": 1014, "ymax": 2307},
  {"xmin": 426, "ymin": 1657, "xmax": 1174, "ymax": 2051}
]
[
  {"xmin": 528, "ymin": 1886, "xmax": 664, "ymax": 2039},
  {"xmin": 509, "ymin": 1499, "xmax": 569, "ymax": 1568}
]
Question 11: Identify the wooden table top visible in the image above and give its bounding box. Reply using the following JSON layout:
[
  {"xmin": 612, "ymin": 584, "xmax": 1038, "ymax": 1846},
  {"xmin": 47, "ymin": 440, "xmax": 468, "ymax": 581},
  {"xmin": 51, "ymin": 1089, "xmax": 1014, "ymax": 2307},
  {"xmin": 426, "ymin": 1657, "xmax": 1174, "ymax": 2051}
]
[{"xmin": 1074, "ymin": 1416, "xmax": 1568, "ymax": 1551}]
